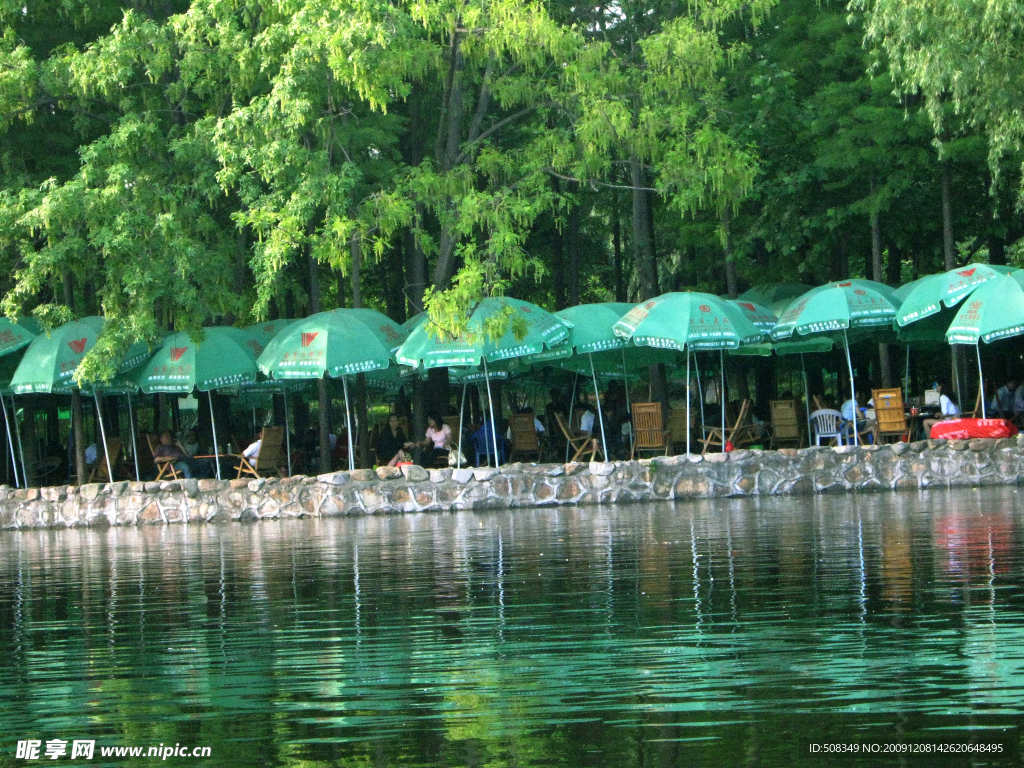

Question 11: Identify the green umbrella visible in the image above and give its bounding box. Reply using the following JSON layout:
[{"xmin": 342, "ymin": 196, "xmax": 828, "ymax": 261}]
[
  {"xmin": 396, "ymin": 298, "xmax": 570, "ymax": 369},
  {"xmin": 138, "ymin": 326, "xmax": 259, "ymax": 394},
  {"xmin": 0, "ymin": 317, "xmax": 41, "ymax": 359},
  {"xmin": 257, "ymin": 308, "xmax": 407, "ymax": 470},
  {"xmin": 10, "ymin": 316, "xmax": 106, "ymax": 394},
  {"xmin": 771, "ymin": 279, "xmax": 901, "ymax": 445},
  {"xmin": 396, "ymin": 298, "xmax": 570, "ymax": 468},
  {"xmin": 896, "ymin": 264, "xmax": 1017, "ymax": 326},
  {"xmin": 242, "ymin": 319, "xmax": 300, "ymax": 356},
  {"xmin": 613, "ymin": 292, "xmax": 764, "ymax": 453},
  {"xmin": 737, "ymin": 282, "xmax": 811, "ymax": 307}
]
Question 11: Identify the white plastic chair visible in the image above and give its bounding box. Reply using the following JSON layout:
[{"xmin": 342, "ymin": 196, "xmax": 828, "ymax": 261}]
[{"xmin": 810, "ymin": 409, "xmax": 845, "ymax": 446}]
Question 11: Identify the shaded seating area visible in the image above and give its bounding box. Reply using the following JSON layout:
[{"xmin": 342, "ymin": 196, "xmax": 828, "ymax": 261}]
[{"xmin": 234, "ymin": 427, "xmax": 288, "ymax": 479}]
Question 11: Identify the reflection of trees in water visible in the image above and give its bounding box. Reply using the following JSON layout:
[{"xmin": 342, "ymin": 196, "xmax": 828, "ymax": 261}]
[{"xmin": 1, "ymin": 491, "xmax": 1024, "ymax": 766}]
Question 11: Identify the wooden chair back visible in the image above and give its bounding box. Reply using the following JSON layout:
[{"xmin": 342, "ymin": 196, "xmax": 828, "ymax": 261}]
[
  {"xmin": 667, "ymin": 407, "xmax": 693, "ymax": 449},
  {"xmin": 89, "ymin": 437, "xmax": 122, "ymax": 483},
  {"xmin": 508, "ymin": 413, "xmax": 541, "ymax": 461},
  {"xmin": 872, "ymin": 388, "xmax": 907, "ymax": 442},
  {"xmin": 254, "ymin": 426, "xmax": 287, "ymax": 476},
  {"xmin": 147, "ymin": 433, "xmax": 180, "ymax": 480},
  {"xmin": 631, "ymin": 402, "xmax": 668, "ymax": 456},
  {"xmin": 770, "ymin": 399, "xmax": 802, "ymax": 447},
  {"xmin": 555, "ymin": 411, "xmax": 601, "ymax": 462}
]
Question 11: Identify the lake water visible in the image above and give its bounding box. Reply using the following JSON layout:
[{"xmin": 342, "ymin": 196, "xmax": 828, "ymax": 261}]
[{"xmin": 2, "ymin": 489, "xmax": 1024, "ymax": 766}]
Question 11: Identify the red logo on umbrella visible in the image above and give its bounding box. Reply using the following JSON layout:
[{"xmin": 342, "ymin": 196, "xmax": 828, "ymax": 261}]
[
  {"xmin": 837, "ymin": 281, "xmax": 852, "ymax": 287},
  {"xmin": 169, "ymin": 347, "xmax": 187, "ymax": 361},
  {"xmin": 247, "ymin": 339, "xmax": 263, "ymax": 354},
  {"xmin": 699, "ymin": 304, "xmax": 711, "ymax": 313},
  {"xmin": 645, "ymin": 301, "xmax": 656, "ymax": 309},
  {"xmin": 958, "ymin": 268, "xmax": 977, "ymax": 277},
  {"xmin": 301, "ymin": 332, "xmax": 319, "ymax": 347},
  {"xmin": 739, "ymin": 302, "xmax": 756, "ymax": 312},
  {"xmin": 67, "ymin": 338, "xmax": 87, "ymax": 354},
  {"xmin": 854, "ymin": 289, "xmax": 866, "ymax": 295}
]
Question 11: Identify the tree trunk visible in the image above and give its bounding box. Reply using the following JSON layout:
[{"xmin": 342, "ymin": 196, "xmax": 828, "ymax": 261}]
[
  {"xmin": 71, "ymin": 390, "xmax": 87, "ymax": 485},
  {"xmin": 612, "ymin": 197, "xmax": 625, "ymax": 302},
  {"xmin": 20, "ymin": 398, "xmax": 37, "ymax": 488},
  {"xmin": 941, "ymin": 162, "xmax": 962, "ymax": 400},
  {"xmin": 723, "ymin": 208, "xmax": 738, "ymax": 299},
  {"xmin": 988, "ymin": 234, "xmax": 1006, "ymax": 265},
  {"xmin": 942, "ymin": 162, "xmax": 955, "ymax": 270},
  {"xmin": 631, "ymin": 155, "xmax": 666, "ymax": 413},
  {"xmin": 309, "ymin": 251, "xmax": 332, "ymax": 474},
  {"xmin": 386, "ymin": 239, "xmax": 406, "ymax": 323},
  {"xmin": 869, "ymin": 178, "xmax": 892, "ymax": 387},
  {"xmin": 567, "ymin": 204, "xmax": 581, "ymax": 306},
  {"xmin": 405, "ymin": 214, "xmax": 426, "ymax": 318}
]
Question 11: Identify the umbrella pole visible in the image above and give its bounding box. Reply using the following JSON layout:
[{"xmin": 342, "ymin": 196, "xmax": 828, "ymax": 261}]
[
  {"xmin": 127, "ymin": 393, "xmax": 140, "ymax": 482},
  {"xmin": 720, "ymin": 350, "xmax": 726, "ymax": 453},
  {"xmin": 342, "ymin": 375, "xmax": 355, "ymax": 472},
  {"xmin": 11, "ymin": 395, "xmax": 27, "ymax": 487},
  {"xmin": 590, "ymin": 353, "xmax": 608, "ymax": 460},
  {"xmin": 283, "ymin": 388, "xmax": 292, "ymax": 476},
  {"xmin": 686, "ymin": 347, "xmax": 691, "ymax": 456},
  {"xmin": 1, "ymin": 395, "xmax": 19, "ymax": 488},
  {"xmin": 695, "ymin": 354, "xmax": 705, "ymax": 433},
  {"xmin": 93, "ymin": 392, "xmax": 112, "ymax": 484},
  {"xmin": 208, "ymin": 391, "xmax": 221, "ymax": 481},
  {"xmin": 567, "ymin": 374, "xmax": 578, "ymax": 463},
  {"xmin": 843, "ymin": 331, "xmax": 858, "ymax": 446},
  {"xmin": 621, "ymin": 349, "xmax": 631, "ymax": 414},
  {"xmin": 458, "ymin": 382, "xmax": 467, "ymax": 469},
  {"xmin": 904, "ymin": 346, "xmax": 911, "ymax": 399},
  {"xmin": 976, "ymin": 343, "xmax": 986, "ymax": 419},
  {"xmin": 483, "ymin": 358, "xmax": 500, "ymax": 470},
  {"xmin": 800, "ymin": 353, "xmax": 812, "ymax": 447}
]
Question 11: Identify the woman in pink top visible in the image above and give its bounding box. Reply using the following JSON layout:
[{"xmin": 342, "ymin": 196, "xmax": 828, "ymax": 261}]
[{"xmin": 416, "ymin": 414, "xmax": 452, "ymax": 466}]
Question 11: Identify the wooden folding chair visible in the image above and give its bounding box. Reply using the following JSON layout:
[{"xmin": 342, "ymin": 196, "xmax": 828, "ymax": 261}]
[
  {"xmin": 872, "ymin": 388, "xmax": 908, "ymax": 444},
  {"xmin": 88, "ymin": 437, "xmax": 122, "ymax": 483},
  {"xmin": 147, "ymin": 433, "xmax": 180, "ymax": 480},
  {"xmin": 770, "ymin": 398, "xmax": 804, "ymax": 448},
  {"xmin": 235, "ymin": 426, "xmax": 288, "ymax": 479},
  {"xmin": 508, "ymin": 413, "xmax": 543, "ymax": 462},
  {"xmin": 630, "ymin": 402, "xmax": 671, "ymax": 460},
  {"xmin": 699, "ymin": 399, "xmax": 758, "ymax": 455},
  {"xmin": 555, "ymin": 412, "xmax": 602, "ymax": 463},
  {"xmin": 812, "ymin": 395, "xmax": 827, "ymax": 412}
]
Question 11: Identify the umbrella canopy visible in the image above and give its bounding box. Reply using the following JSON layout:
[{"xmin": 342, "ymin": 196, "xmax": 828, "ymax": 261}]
[
  {"xmin": 771, "ymin": 279, "xmax": 901, "ymax": 340},
  {"xmin": 737, "ymin": 282, "xmax": 811, "ymax": 307},
  {"xmin": 257, "ymin": 308, "xmax": 406, "ymax": 380},
  {"xmin": 896, "ymin": 264, "xmax": 1016, "ymax": 326},
  {"xmin": 732, "ymin": 299, "xmax": 778, "ymax": 333},
  {"xmin": 138, "ymin": 326, "xmax": 259, "ymax": 393},
  {"xmin": 10, "ymin": 316, "xmax": 106, "ymax": 394},
  {"xmin": 0, "ymin": 317, "xmax": 41, "ymax": 359},
  {"xmin": 613, "ymin": 292, "xmax": 763, "ymax": 349},
  {"xmin": 396, "ymin": 298, "xmax": 571, "ymax": 370},
  {"xmin": 946, "ymin": 272, "xmax": 1024, "ymax": 344},
  {"xmin": 242, "ymin": 319, "xmax": 299, "ymax": 356}
]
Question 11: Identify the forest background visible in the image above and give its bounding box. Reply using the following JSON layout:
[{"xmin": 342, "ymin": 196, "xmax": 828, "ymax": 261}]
[{"xmin": 0, "ymin": 0, "xmax": 1023, "ymax": 471}]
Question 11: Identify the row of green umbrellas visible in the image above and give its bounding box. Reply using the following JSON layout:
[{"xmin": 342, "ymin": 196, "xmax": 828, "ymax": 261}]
[{"xmin": 2, "ymin": 258, "xmax": 1023, "ymax": 484}]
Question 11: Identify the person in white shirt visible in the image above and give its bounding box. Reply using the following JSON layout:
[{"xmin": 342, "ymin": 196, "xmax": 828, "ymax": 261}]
[
  {"xmin": 840, "ymin": 391, "xmax": 877, "ymax": 443},
  {"xmin": 243, "ymin": 435, "xmax": 262, "ymax": 459},
  {"xmin": 923, "ymin": 383, "xmax": 960, "ymax": 435},
  {"xmin": 579, "ymin": 405, "xmax": 596, "ymax": 435}
]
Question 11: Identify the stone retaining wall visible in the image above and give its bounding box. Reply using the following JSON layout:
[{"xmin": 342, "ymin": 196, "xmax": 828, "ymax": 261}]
[{"xmin": 3, "ymin": 437, "xmax": 1024, "ymax": 529}]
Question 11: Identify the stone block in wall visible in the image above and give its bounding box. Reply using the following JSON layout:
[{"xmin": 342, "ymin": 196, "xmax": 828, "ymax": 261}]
[
  {"xmin": 401, "ymin": 465, "xmax": 430, "ymax": 482},
  {"xmin": 473, "ymin": 467, "xmax": 497, "ymax": 482},
  {"xmin": 317, "ymin": 471, "xmax": 349, "ymax": 486},
  {"xmin": 429, "ymin": 469, "xmax": 452, "ymax": 483},
  {"xmin": 451, "ymin": 468, "xmax": 474, "ymax": 484},
  {"xmin": 376, "ymin": 466, "xmax": 402, "ymax": 480}
]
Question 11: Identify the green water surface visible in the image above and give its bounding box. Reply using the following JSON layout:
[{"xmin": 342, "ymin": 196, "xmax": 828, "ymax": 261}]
[{"xmin": 2, "ymin": 488, "xmax": 1024, "ymax": 766}]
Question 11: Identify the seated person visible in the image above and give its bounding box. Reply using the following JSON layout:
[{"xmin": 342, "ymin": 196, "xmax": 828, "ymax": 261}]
[
  {"xmin": 506, "ymin": 407, "xmax": 546, "ymax": 441},
  {"xmin": 840, "ymin": 391, "xmax": 878, "ymax": 443},
  {"xmin": 473, "ymin": 418, "xmax": 506, "ymax": 463},
  {"xmin": 414, "ymin": 414, "xmax": 451, "ymax": 466},
  {"xmin": 375, "ymin": 413, "xmax": 410, "ymax": 467},
  {"xmin": 243, "ymin": 432, "xmax": 262, "ymax": 460},
  {"xmin": 152, "ymin": 430, "xmax": 193, "ymax": 479},
  {"xmin": 923, "ymin": 383, "xmax": 960, "ymax": 435},
  {"xmin": 544, "ymin": 388, "xmax": 568, "ymax": 431}
]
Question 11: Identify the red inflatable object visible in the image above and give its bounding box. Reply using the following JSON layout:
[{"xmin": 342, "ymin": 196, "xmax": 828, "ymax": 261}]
[{"xmin": 929, "ymin": 418, "xmax": 1019, "ymax": 440}]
